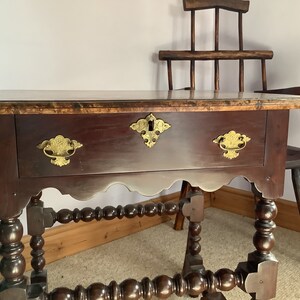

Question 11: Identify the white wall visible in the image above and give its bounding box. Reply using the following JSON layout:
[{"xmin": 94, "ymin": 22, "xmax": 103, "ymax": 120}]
[{"xmin": 0, "ymin": 0, "xmax": 299, "ymax": 231}]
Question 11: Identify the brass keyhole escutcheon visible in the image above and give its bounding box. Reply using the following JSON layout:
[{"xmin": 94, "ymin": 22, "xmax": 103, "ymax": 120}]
[
  {"xmin": 213, "ymin": 130, "xmax": 251, "ymax": 159},
  {"xmin": 130, "ymin": 113, "xmax": 171, "ymax": 148},
  {"xmin": 37, "ymin": 135, "xmax": 83, "ymax": 167},
  {"xmin": 148, "ymin": 120, "xmax": 154, "ymax": 132}
]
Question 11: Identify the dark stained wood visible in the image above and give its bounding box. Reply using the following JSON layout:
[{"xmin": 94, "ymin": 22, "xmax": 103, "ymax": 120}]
[
  {"xmin": 257, "ymin": 86, "xmax": 300, "ymax": 95},
  {"xmin": 159, "ymin": 1, "xmax": 272, "ymax": 92},
  {"xmin": 238, "ymin": 197, "xmax": 279, "ymax": 300},
  {"xmin": 173, "ymin": 181, "xmax": 191, "ymax": 231},
  {"xmin": 0, "ymin": 116, "xmax": 20, "ymax": 219},
  {"xmin": 291, "ymin": 168, "xmax": 300, "ymax": 213},
  {"xmin": 0, "ymin": 109, "xmax": 289, "ymax": 220},
  {"xmin": 26, "ymin": 194, "xmax": 47, "ymax": 286},
  {"xmin": 252, "ymin": 110, "xmax": 289, "ymax": 198},
  {"xmin": 214, "ymin": 8, "xmax": 220, "ymax": 91},
  {"xmin": 0, "ymin": 92, "xmax": 298, "ymax": 299},
  {"xmin": 254, "ymin": 87, "xmax": 300, "ymax": 212},
  {"xmin": 0, "ymin": 109, "xmax": 288, "ymax": 219},
  {"xmin": 159, "ymin": 50, "xmax": 273, "ymax": 61},
  {"xmin": 0, "ymin": 215, "xmax": 26, "ymax": 290},
  {"xmin": 182, "ymin": 188, "xmax": 205, "ymax": 276},
  {"xmin": 42, "ymin": 269, "xmax": 242, "ymax": 299},
  {"xmin": 158, "ymin": 3, "xmax": 272, "ymax": 239},
  {"xmin": 191, "ymin": 11, "xmax": 196, "ymax": 51},
  {"xmin": 0, "ymin": 90, "xmax": 300, "ymax": 114},
  {"xmin": 167, "ymin": 61, "xmax": 173, "ymax": 90},
  {"xmin": 283, "ymin": 154, "xmax": 300, "ymax": 212},
  {"xmin": 190, "ymin": 10, "xmax": 196, "ymax": 90},
  {"xmin": 238, "ymin": 12, "xmax": 244, "ymax": 92},
  {"xmin": 201, "ymin": 291, "xmax": 227, "ymax": 299},
  {"xmin": 51, "ymin": 201, "xmax": 178, "ymax": 225},
  {"xmin": 253, "ymin": 199, "xmax": 277, "ymax": 256},
  {"xmin": 237, "ymin": 260, "xmax": 278, "ymax": 299},
  {"xmin": 261, "ymin": 59, "xmax": 268, "ymax": 91},
  {"xmin": 16, "ymin": 111, "xmax": 267, "ymax": 178},
  {"xmin": 183, "ymin": 0, "xmax": 249, "ymax": 13}
]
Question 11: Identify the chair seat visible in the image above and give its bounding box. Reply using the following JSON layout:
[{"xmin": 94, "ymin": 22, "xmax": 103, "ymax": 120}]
[
  {"xmin": 258, "ymin": 86, "xmax": 300, "ymax": 96},
  {"xmin": 183, "ymin": 0, "xmax": 249, "ymax": 13},
  {"xmin": 159, "ymin": 50, "xmax": 273, "ymax": 61},
  {"xmin": 286, "ymin": 146, "xmax": 300, "ymax": 169}
]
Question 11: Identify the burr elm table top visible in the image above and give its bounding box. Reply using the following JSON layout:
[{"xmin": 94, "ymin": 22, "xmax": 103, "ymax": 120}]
[{"xmin": 0, "ymin": 90, "xmax": 299, "ymax": 114}]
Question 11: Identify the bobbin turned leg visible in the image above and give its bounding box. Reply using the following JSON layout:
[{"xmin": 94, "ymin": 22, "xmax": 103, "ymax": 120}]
[
  {"xmin": 26, "ymin": 193, "xmax": 56, "ymax": 300},
  {"xmin": 26, "ymin": 193, "xmax": 47, "ymax": 290},
  {"xmin": 181, "ymin": 187, "xmax": 226, "ymax": 299},
  {"xmin": 0, "ymin": 213, "xmax": 27, "ymax": 300},
  {"xmin": 182, "ymin": 187, "xmax": 205, "ymax": 277},
  {"xmin": 237, "ymin": 197, "xmax": 278, "ymax": 300}
]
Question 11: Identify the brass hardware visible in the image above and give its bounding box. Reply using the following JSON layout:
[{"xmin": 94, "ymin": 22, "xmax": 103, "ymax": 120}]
[
  {"xmin": 213, "ymin": 130, "xmax": 251, "ymax": 159},
  {"xmin": 130, "ymin": 113, "xmax": 171, "ymax": 148},
  {"xmin": 37, "ymin": 135, "xmax": 83, "ymax": 167}
]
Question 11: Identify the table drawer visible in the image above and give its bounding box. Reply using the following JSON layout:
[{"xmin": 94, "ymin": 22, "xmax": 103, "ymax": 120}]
[{"xmin": 16, "ymin": 111, "xmax": 266, "ymax": 178}]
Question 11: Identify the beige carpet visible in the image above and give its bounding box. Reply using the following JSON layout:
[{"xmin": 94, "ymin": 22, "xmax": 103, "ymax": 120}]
[{"xmin": 41, "ymin": 208, "xmax": 300, "ymax": 299}]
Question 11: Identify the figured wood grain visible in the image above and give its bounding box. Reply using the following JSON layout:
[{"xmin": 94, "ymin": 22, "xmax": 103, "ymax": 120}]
[{"xmin": 0, "ymin": 90, "xmax": 300, "ymax": 114}]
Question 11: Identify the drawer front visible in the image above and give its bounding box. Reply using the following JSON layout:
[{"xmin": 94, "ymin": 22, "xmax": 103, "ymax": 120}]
[{"xmin": 16, "ymin": 111, "xmax": 266, "ymax": 178}]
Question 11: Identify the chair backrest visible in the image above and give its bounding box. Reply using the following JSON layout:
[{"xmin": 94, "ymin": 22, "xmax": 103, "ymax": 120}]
[{"xmin": 159, "ymin": 0, "xmax": 272, "ymax": 92}]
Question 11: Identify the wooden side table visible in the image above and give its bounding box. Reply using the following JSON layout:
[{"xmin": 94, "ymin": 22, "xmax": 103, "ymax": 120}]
[{"xmin": 0, "ymin": 90, "xmax": 299, "ymax": 300}]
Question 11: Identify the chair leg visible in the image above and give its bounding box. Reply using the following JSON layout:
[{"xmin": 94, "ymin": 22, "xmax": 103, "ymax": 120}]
[
  {"xmin": 173, "ymin": 181, "xmax": 191, "ymax": 231},
  {"xmin": 173, "ymin": 208, "xmax": 185, "ymax": 231},
  {"xmin": 291, "ymin": 168, "xmax": 300, "ymax": 214}
]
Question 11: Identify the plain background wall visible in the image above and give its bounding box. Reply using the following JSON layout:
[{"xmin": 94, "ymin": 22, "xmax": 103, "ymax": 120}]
[{"xmin": 0, "ymin": 0, "xmax": 299, "ymax": 231}]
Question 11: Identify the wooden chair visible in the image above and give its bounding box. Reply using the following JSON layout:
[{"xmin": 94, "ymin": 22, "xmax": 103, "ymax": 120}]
[
  {"xmin": 158, "ymin": 0, "xmax": 300, "ymax": 231},
  {"xmin": 159, "ymin": 0, "xmax": 273, "ymax": 93}
]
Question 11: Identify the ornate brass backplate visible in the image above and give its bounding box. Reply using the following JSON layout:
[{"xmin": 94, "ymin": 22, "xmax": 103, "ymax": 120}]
[
  {"xmin": 213, "ymin": 130, "xmax": 251, "ymax": 159},
  {"xmin": 37, "ymin": 135, "xmax": 83, "ymax": 167},
  {"xmin": 130, "ymin": 113, "xmax": 171, "ymax": 148}
]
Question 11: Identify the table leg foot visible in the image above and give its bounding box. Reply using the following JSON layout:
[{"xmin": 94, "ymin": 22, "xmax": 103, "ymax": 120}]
[
  {"xmin": 0, "ymin": 287, "xmax": 28, "ymax": 300},
  {"xmin": 236, "ymin": 196, "xmax": 278, "ymax": 300}
]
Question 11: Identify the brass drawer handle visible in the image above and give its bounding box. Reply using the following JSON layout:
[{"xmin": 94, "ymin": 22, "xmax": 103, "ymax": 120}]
[
  {"xmin": 130, "ymin": 113, "xmax": 171, "ymax": 148},
  {"xmin": 213, "ymin": 130, "xmax": 251, "ymax": 159},
  {"xmin": 37, "ymin": 135, "xmax": 83, "ymax": 167}
]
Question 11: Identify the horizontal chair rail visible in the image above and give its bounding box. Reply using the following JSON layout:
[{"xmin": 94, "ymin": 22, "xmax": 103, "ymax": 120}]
[{"xmin": 159, "ymin": 50, "xmax": 273, "ymax": 61}]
